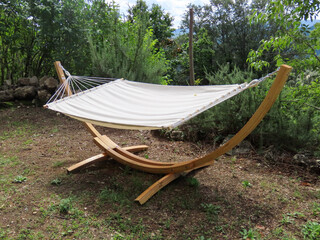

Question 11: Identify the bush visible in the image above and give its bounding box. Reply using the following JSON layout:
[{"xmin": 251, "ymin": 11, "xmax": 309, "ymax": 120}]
[
  {"xmin": 183, "ymin": 64, "xmax": 320, "ymax": 153},
  {"xmin": 89, "ymin": 14, "xmax": 169, "ymax": 84}
]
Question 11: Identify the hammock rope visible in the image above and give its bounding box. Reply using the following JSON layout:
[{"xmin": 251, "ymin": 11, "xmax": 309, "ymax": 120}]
[{"xmin": 47, "ymin": 63, "xmax": 117, "ymax": 104}]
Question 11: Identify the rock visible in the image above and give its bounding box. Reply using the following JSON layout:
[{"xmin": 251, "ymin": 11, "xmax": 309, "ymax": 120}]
[
  {"xmin": 263, "ymin": 145, "xmax": 279, "ymax": 162},
  {"xmin": 29, "ymin": 76, "xmax": 39, "ymax": 86},
  {"xmin": 44, "ymin": 77, "xmax": 58, "ymax": 92},
  {"xmin": 220, "ymin": 138, "xmax": 253, "ymax": 156},
  {"xmin": 39, "ymin": 76, "xmax": 49, "ymax": 88},
  {"xmin": 234, "ymin": 140, "xmax": 252, "ymax": 154},
  {"xmin": 310, "ymin": 159, "xmax": 320, "ymax": 173},
  {"xmin": 0, "ymin": 90, "xmax": 14, "ymax": 102},
  {"xmin": 220, "ymin": 136, "xmax": 233, "ymax": 155},
  {"xmin": 37, "ymin": 89, "xmax": 52, "ymax": 103},
  {"xmin": 17, "ymin": 77, "xmax": 30, "ymax": 86},
  {"xmin": 170, "ymin": 130, "xmax": 184, "ymax": 141},
  {"xmin": 293, "ymin": 153, "xmax": 320, "ymax": 172},
  {"xmin": 293, "ymin": 153, "xmax": 308, "ymax": 166},
  {"xmin": 4, "ymin": 80, "xmax": 12, "ymax": 89},
  {"xmin": 14, "ymin": 86, "xmax": 36, "ymax": 100}
]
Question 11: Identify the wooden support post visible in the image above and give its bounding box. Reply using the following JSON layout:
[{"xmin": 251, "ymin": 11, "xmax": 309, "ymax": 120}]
[
  {"xmin": 54, "ymin": 61, "xmax": 72, "ymax": 96},
  {"xmin": 189, "ymin": 8, "xmax": 195, "ymax": 86}
]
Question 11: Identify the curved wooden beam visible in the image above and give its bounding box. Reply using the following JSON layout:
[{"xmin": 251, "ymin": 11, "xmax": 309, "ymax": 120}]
[
  {"xmin": 54, "ymin": 62, "xmax": 292, "ymax": 174},
  {"xmin": 92, "ymin": 65, "xmax": 292, "ymax": 174}
]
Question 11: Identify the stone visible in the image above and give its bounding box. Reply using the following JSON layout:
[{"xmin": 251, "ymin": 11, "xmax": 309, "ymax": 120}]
[
  {"xmin": 14, "ymin": 86, "xmax": 36, "ymax": 100},
  {"xmin": 234, "ymin": 140, "xmax": 252, "ymax": 154},
  {"xmin": 220, "ymin": 138, "xmax": 253, "ymax": 156},
  {"xmin": 170, "ymin": 130, "xmax": 184, "ymax": 141},
  {"xmin": 2, "ymin": 80, "xmax": 12, "ymax": 90},
  {"xmin": 37, "ymin": 89, "xmax": 52, "ymax": 103},
  {"xmin": 44, "ymin": 77, "xmax": 58, "ymax": 92},
  {"xmin": 0, "ymin": 90, "xmax": 14, "ymax": 101},
  {"xmin": 39, "ymin": 76, "xmax": 49, "ymax": 88},
  {"xmin": 293, "ymin": 153, "xmax": 308, "ymax": 166},
  {"xmin": 29, "ymin": 76, "xmax": 39, "ymax": 86},
  {"xmin": 17, "ymin": 77, "xmax": 30, "ymax": 86},
  {"xmin": 4, "ymin": 79, "xmax": 12, "ymax": 87}
]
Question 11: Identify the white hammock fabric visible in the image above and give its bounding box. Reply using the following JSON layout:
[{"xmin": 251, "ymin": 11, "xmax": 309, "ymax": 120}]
[{"xmin": 46, "ymin": 78, "xmax": 261, "ymax": 130}]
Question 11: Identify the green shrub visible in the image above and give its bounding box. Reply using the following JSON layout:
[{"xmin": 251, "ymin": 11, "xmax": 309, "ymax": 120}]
[
  {"xmin": 89, "ymin": 14, "xmax": 169, "ymax": 84},
  {"xmin": 59, "ymin": 198, "xmax": 73, "ymax": 214},
  {"xmin": 183, "ymin": 64, "xmax": 320, "ymax": 152}
]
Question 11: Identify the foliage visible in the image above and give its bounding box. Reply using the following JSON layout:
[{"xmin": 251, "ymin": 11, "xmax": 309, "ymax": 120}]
[
  {"xmin": 0, "ymin": 0, "xmax": 90, "ymax": 84},
  {"xmin": 59, "ymin": 197, "xmax": 73, "ymax": 214},
  {"xmin": 173, "ymin": 0, "xmax": 277, "ymax": 83},
  {"xmin": 246, "ymin": 1, "xmax": 320, "ymax": 154},
  {"xmin": 89, "ymin": 19, "xmax": 168, "ymax": 83},
  {"xmin": 127, "ymin": 0, "xmax": 174, "ymax": 43},
  {"xmin": 13, "ymin": 175, "xmax": 27, "ymax": 183},
  {"xmin": 242, "ymin": 180, "xmax": 252, "ymax": 189},
  {"xmin": 87, "ymin": 1, "xmax": 169, "ymax": 83},
  {"xmin": 185, "ymin": 64, "xmax": 320, "ymax": 152},
  {"xmin": 186, "ymin": 176, "xmax": 200, "ymax": 188},
  {"xmin": 51, "ymin": 178, "xmax": 62, "ymax": 186},
  {"xmin": 0, "ymin": 0, "xmax": 172, "ymax": 85},
  {"xmin": 302, "ymin": 221, "xmax": 320, "ymax": 240},
  {"xmin": 186, "ymin": 64, "xmax": 258, "ymax": 140},
  {"xmin": 240, "ymin": 228, "xmax": 260, "ymax": 240},
  {"xmin": 247, "ymin": 0, "xmax": 320, "ymax": 72}
]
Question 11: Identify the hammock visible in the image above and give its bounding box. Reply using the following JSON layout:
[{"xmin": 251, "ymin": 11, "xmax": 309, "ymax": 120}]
[
  {"xmin": 45, "ymin": 65, "xmax": 277, "ymax": 130},
  {"xmin": 47, "ymin": 61, "xmax": 292, "ymax": 205}
]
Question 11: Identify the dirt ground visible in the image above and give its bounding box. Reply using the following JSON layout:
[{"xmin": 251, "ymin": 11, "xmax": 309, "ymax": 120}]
[{"xmin": 0, "ymin": 105, "xmax": 319, "ymax": 239}]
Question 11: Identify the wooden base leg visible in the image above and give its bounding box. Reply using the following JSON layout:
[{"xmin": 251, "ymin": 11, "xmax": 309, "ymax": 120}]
[
  {"xmin": 67, "ymin": 145, "xmax": 149, "ymax": 173},
  {"xmin": 67, "ymin": 153, "xmax": 108, "ymax": 173},
  {"xmin": 123, "ymin": 145, "xmax": 149, "ymax": 153},
  {"xmin": 135, "ymin": 159, "xmax": 215, "ymax": 204},
  {"xmin": 135, "ymin": 173, "xmax": 181, "ymax": 205}
]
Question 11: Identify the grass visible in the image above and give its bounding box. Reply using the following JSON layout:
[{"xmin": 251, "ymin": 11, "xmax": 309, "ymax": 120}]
[
  {"xmin": 52, "ymin": 160, "xmax": 66, "ymax": 168},
  {"xmin": 1, "ymin": 106, "xmax": 320, "ymax": 239},
  {"xmin": 201, "ymin": 203, "xmax": 221, "ymax": 222},
  {"xmin": 311, "ymin": 202, "xmax": 320, "ymax": 216},
  {"xmin": 0, "ymin": 155, "xmax": 19, "ymax": 168},
  {"xmin": 51, "ymin": 178, "xmax": 62, "ymax": 186},
  {"xmin": 0, "ymin": 121, "xmax": 35, "ymax": 140},
  {"xmin": 186, "ymin": 176, "xmax": 200, "ymax": 188},
  {"xmin": 13, "ymin": 175, "xmax": 27, "ymax": 183},
  {"xmin": 302, "ymin": 221, "xmax": 320, "ymax": 240},
  {"xmin": 240, "ymin": 228, "xmax": 260, "ymax": 240}
]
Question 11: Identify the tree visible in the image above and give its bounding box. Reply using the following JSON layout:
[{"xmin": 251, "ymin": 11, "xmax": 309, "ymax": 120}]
[
  {"xmin": 0, "ymin": 0, "xmax": 28, "ymax": 83},
  {"xmin": 88, "ymin": 1, "xmax": 169, "ymax": 84},
  {"xmin": 0, "ymin": 0, "xmax": 90, "ymax": 83},
  {"xmin": 246, "ymin": 0, "xmax": 320, "ymax": 152},
  {"xmin": 247, "ymin": 0, "xmax": 320, "ymax": 72},
  {"xmin": 127, "ymin": 0, "xmax": 174, "ymax": 43},
  {"xmin": 176, "ymin": 0, "xmax": 276, "ymax": 82}
]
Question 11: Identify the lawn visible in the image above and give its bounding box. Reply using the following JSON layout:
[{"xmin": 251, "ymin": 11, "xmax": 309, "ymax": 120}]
[{"xmin": 0, "ymin": 105, "xmax": 319, "ymax": 239}]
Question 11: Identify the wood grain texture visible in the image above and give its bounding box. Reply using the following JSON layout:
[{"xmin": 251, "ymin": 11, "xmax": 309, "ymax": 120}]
[{"xmin": 66, "ymin": 145, "xmax": 149, "ymax": 173}]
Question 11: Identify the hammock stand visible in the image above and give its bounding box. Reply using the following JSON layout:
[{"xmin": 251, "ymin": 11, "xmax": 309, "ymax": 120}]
[{"xmin": 51, "ymin": 61, "xmax": 292, "ymax": 204}]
